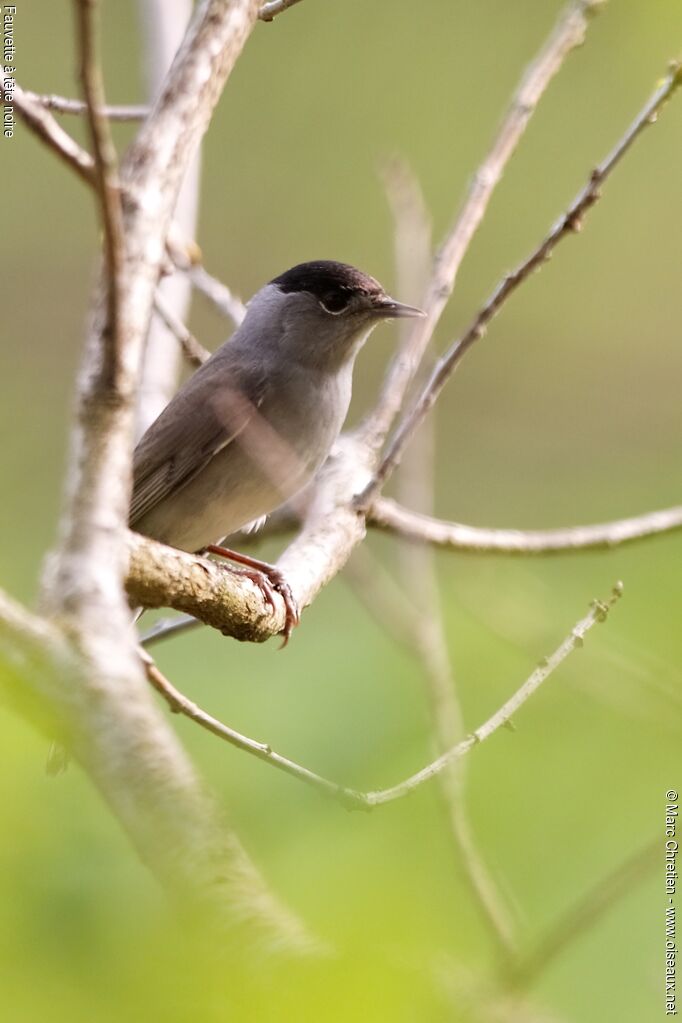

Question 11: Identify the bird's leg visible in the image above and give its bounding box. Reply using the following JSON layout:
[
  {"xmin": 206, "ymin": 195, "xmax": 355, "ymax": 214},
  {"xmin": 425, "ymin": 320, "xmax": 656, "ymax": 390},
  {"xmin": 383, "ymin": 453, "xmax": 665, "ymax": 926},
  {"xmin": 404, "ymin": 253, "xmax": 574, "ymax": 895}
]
[{"xmin": 203, "ymin": 544, "xmax": 300, "ymax": 645}]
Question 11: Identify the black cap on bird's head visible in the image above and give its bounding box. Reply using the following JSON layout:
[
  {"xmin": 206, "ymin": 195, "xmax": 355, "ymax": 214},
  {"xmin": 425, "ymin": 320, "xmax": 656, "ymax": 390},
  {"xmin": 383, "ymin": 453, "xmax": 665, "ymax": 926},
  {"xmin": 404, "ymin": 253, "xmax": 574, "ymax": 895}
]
[{"xmin": 271, "ymin": 260, "xmax": 425, "ymax": 320}]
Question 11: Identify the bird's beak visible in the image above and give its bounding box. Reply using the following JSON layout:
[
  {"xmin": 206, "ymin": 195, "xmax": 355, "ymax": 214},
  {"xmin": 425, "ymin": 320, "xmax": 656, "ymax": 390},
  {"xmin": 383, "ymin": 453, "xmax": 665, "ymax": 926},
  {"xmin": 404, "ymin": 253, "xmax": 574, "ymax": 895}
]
[{"xmin": 372, "ymin": 295, "xmax": 426, "ymax": 319}]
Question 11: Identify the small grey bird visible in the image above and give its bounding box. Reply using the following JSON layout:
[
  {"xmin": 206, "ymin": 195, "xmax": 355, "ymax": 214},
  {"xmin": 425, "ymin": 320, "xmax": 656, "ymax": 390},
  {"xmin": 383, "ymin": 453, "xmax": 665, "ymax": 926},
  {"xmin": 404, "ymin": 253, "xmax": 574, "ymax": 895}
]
[{"xmin": 130, "ymin": 260, "xmax": 424, "ymax": 638}]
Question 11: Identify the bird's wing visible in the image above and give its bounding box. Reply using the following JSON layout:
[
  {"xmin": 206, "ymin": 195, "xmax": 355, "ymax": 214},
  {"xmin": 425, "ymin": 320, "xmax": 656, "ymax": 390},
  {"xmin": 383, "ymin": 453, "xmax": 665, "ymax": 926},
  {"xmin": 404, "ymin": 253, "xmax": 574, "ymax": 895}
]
[{"xmin": 130, "ymin": 361, "xmax": 266, "ymax": 527}]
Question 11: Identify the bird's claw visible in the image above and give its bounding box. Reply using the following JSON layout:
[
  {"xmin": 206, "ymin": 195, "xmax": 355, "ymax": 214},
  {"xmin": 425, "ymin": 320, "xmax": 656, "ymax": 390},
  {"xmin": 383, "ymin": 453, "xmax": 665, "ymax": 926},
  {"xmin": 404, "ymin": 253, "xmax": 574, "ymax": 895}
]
[
  {"xmin": 240, "ymin": 567, "xmax": 299, "ymax": 646},
  {"xmin": 205, "ymin": 544, "xmax": 300, "ymax": 645},
  {"xmin": 268, "ymin": 570, "xmax": 300, "ymax": 648}
]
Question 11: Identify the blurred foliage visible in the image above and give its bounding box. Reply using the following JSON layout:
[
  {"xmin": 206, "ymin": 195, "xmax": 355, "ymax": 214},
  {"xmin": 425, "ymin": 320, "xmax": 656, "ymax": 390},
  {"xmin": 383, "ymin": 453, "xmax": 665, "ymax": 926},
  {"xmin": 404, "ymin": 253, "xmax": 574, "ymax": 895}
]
[{"xmin": 1, "ymin": 1, "xmax": 681, "ymax": 1020}]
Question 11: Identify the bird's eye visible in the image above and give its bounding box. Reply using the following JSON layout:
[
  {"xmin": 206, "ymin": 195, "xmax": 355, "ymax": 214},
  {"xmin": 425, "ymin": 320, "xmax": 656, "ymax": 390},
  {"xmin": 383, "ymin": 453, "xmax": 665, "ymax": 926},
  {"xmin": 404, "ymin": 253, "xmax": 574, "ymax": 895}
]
[{"xmin": 319, "ymin": 291, "xmax": 350, "ymax": 314}]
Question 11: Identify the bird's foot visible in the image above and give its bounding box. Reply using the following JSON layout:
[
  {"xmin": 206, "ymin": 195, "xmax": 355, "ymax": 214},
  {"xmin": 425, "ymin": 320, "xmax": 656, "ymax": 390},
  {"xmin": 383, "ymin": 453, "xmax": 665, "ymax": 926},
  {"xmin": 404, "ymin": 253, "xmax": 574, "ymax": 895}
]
[{"xmin": 204, "ymin": 544, "xmax": 300, "ymax": 646}]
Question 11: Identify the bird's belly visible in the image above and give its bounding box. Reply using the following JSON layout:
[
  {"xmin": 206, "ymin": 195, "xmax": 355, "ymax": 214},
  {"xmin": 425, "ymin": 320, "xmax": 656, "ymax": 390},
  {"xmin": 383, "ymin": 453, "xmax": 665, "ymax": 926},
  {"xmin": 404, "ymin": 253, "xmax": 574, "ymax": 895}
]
[
  {"xmin": 135, "ymin": 364, "xmax": 351, "ymax": 554},
  {"xmin": 134, "ymin": 447, "xmax": 294, "ymax": 553}
]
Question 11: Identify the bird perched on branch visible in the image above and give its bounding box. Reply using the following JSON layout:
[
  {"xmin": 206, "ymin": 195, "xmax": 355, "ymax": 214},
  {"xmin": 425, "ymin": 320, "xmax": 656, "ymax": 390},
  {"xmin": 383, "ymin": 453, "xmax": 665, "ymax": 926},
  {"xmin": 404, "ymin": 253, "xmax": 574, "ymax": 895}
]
[{"xmin": 130, "ymin": 260, "xmax": 424, "ymax": 640}]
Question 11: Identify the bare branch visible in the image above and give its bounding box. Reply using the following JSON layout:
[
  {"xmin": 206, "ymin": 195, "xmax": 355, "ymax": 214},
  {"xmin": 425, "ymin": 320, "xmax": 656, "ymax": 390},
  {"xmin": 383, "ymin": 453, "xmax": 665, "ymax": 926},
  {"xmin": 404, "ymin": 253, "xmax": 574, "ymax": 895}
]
[
  {"xmin": 136, "ymin": 502, "xmax": 304, "ymax": 650},
  {"xmin": 129, "ymin": 448, "xmax": 678, "ymax": 652},
  {"xmin": 370, "ymin": 498, "xmax": 682, "ymax": 554},
  {"xmin": 186, "ymin": 262, "xmax": 247, "ymax": 327},
  {"xmin": 74, "ymin": 0, "xmax": 126, "ymax": 386},
  {"xmin": 359, "ymin": 60, "xmax": 682, "ymax": 504},
  {"xmin": 363, "ymin": 583, "xmax": 623, "ymax": 806},
  {"xmin": 153, "ymin": 292, "xmax": 210, "ymax": 368},
  {"xmin": 139, "ymin": 584, "xmax": 622, "ymax": 810},
  {"xmin": 1, "ymin": 73, "xmax": 95, "ymax": 185},
  {"xmin": 144, "ymin": 655, "xmax": 363, "ymax": 806},
  {"xmin": 258, "ymin": 0, "xmax": 305, "ymax": 22},
  {"xmin": 25, "ymin": 90, "xmax": 148, "ymax": 120},
  {"xmin": 127, "ymin": 433, "xmax": 369, "ymax": 644},
  {"xmin": 358, "ymin": 0, "xmax": 605, "ymax": 455},
  {"xmin": 164, "ymin": 224, "xmax": 247, "ymax": 327},
  {"xmin": 127, "ymin": 531, "xmax": 289, "ymax": 642}
]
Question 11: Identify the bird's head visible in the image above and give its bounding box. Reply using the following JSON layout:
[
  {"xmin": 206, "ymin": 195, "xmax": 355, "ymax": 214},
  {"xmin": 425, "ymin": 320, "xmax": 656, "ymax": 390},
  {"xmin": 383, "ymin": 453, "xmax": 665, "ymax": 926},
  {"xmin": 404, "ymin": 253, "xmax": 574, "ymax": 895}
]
[{"xmin": 245, "ymin": 260, "xmax": 425, "ymax": 370}]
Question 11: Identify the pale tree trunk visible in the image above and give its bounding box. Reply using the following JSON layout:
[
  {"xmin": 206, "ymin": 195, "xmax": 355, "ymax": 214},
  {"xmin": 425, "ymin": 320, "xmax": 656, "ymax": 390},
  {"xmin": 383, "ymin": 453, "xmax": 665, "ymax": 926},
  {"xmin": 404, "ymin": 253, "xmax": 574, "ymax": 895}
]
[{"xmin": 135, "ymin": 0, "xmax": 201, "ymax": 437}]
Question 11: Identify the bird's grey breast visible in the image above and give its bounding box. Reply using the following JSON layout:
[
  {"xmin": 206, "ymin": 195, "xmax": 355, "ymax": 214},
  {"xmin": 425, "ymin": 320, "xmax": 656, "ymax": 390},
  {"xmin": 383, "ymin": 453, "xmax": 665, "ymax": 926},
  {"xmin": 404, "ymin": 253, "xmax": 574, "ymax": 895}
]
[{"xmin": 260, "ymin": 356, "xmax": 352, "ymax": 473}]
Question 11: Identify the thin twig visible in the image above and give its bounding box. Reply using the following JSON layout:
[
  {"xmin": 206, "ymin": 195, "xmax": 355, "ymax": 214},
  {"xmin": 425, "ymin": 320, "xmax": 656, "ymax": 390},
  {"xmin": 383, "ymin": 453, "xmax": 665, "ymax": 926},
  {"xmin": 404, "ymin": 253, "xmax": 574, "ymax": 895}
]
[
  {"xmin": 143, "ymin": 655, "xmax": 364, "ymax": 807},
  {"xmin": 140, "ymin": 613, "xmax": 201, "ymax": 646},
  {"xmin": 258, "ymin": 0, "xmax": 305, "ymax": 22},
  {"xmin": 144, "ymin": 586, "xmax": 622, "ymax": 809},
  {"xmin": 165, "ymin": 228, "xmax": 247, "ymax": 328},
  {"xmin": 505, "ymin": 838, "xmax": 658, "ymax": 990},
  {"xmin": 1, "ymin": 73, "xmax": 96, "ymax": 185},
  {"xmin": 369, "ymin": 498, "xmax": 682, "ymax": 554},
  {"xmin": 186, "ymin": 263, "xmax": 247, "ymax": 327},
  {"xmin": 359, "ymin": 59, "xmax": 682, "ymax": 505},
  {"xmin": 153, "ymin": 292, "xmax": 211, "ymax": 367},
  {"xmin": 363, "ymin": 582, "xmax": 623, "ymax": 807},
  {"xmin": 358, "ymin": 0, "xmax": 605, "ymax": 455},
  {"xmin": 26, "ymin": 90, "xmax": 149, "ymax": 120},
  {"xmin": 74, "ymin": 0, "xmax": 126, "ymax": 386}
]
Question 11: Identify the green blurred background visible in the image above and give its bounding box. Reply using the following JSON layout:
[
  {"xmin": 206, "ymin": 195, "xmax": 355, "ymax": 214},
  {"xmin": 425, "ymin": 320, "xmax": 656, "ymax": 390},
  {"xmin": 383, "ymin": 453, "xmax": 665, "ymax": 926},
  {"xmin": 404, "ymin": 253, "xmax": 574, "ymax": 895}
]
[{"xmin": 2, "ymin": 1, "xmax": 681, "ymax": 1020}]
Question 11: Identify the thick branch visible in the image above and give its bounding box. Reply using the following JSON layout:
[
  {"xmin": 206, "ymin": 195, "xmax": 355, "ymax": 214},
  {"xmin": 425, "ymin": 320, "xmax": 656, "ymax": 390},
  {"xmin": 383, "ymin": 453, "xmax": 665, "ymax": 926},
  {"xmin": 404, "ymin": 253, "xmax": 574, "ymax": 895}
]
[
  {"xmin": 45, "ymin": 0, "xmax": 263, "ymax": 624},
  {"xmin": 129, "ymin": 481, "xmax": 681, "ymax": 647},
  {"xmin": 0, "ymin": 587, "xmax": 317, "ymax": 950},
  {"xmin": 127, "ymin": 435, "xmax": 371, "ymax": 642},
  {"xmin": 127, "ymin": 531, "xmax": 288, "ymax": 642},
  {"xmin": 35, "ymin": 0, "xmax": 305, "ymax": 945},
  {"xmin": 370, "ymin": 498, "xmax": 682, "ymax": 554},
  {"xmin": 359, "ymin": 59, "xmax": 682, "ymax": 505}
]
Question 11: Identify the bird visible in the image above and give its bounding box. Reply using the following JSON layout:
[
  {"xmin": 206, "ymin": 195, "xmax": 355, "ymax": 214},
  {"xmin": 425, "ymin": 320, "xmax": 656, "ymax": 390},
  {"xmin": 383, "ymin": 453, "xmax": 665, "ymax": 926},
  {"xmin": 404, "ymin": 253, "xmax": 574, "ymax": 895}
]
[{"xmin": 130, "ymin": 260, "xmax": 425, "ymax": 640}]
